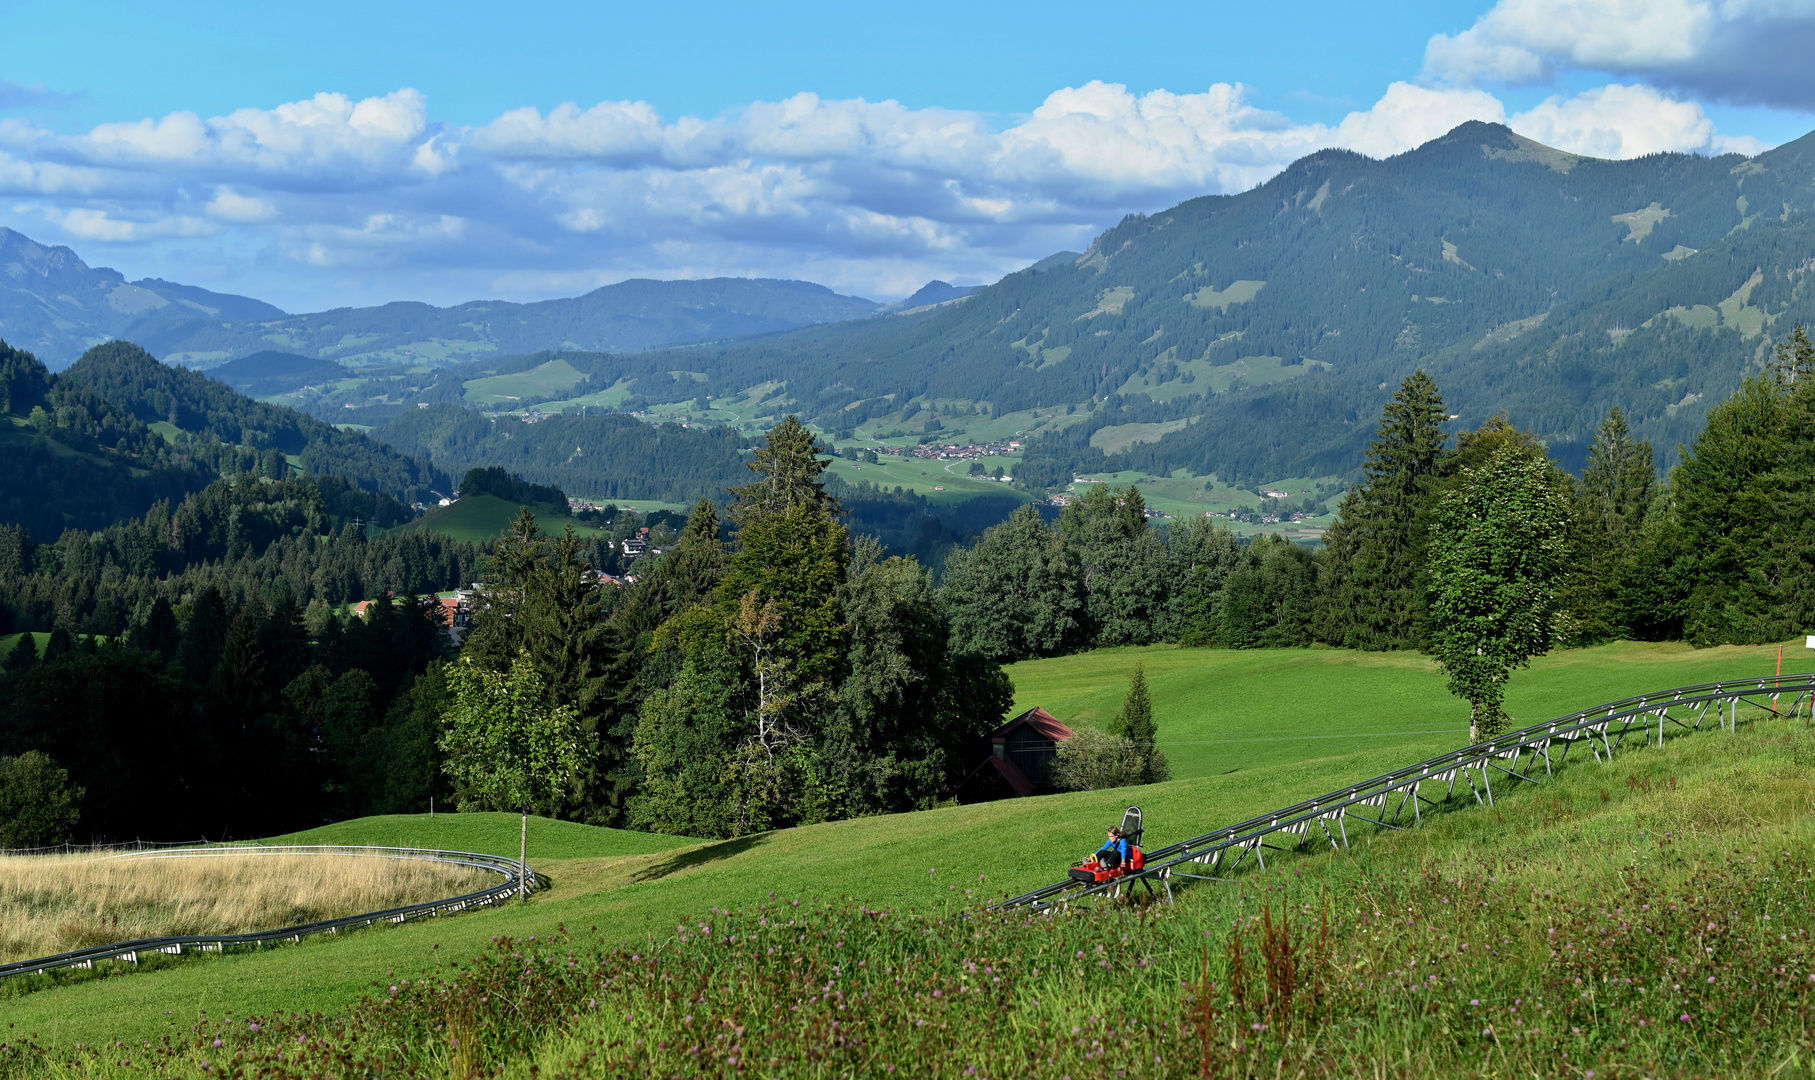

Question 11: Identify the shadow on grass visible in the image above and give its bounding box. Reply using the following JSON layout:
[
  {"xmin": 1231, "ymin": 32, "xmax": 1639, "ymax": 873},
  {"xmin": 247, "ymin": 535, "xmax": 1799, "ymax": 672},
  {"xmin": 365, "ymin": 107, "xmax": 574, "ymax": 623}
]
[{"xmin": 629, "ymin": 834, "xmax": 770, "ymax": 885}]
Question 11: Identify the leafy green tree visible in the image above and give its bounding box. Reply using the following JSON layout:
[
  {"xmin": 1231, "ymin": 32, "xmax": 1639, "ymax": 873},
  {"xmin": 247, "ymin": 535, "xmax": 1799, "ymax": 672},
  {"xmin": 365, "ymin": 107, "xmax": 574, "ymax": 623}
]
[
  {"xmin": 0, "ymin": 750, "xmax": 83, "ymax": 848},
  {"xmin": 1061, "ymin": 485, "xmax": 1169, "ymax": 645},
  {"xmin": 1167, "ymin": 517, "xmax": 1246, "ymax": 647},
  {"xmin": 1054, "ymin": 728, "xmax": 1142, "ymax": 792},
  {"xmin": 441, "ymin": 651, "xmax": 590, "ymax": 897},
  {"xmin": 1317, "ymin": 371, "xmax": 1451, "ymax": 650},
  {"xmin": 821, "ymin": 538, "xmax": 1010, "ymax": 815},
  {"xmin": 940, "ymin": 503, "xmax": 1085, "ymax": 661},
  {"xmin": 1220, "ymin": 535, "xmax": 1320, "ymax": 648},
  {"xmin": 627, "ymin": 650, "xmax": 744, "ymax": 837},
  {"xmin": 1427, "ymin": 435, "xmax": 1574, "ymax": 742}
]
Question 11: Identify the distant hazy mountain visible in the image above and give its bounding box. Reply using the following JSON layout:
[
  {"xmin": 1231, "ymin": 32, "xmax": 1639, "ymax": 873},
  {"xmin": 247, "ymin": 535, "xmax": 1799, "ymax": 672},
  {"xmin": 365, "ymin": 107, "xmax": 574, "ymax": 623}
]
[
  {"xmin": 0, "ymin": 226, "xmax": 883, "ymax": 371},
  {"xmin": 208, "ymin": 350, "xmax": 351, "ymax": 396},
  {"xmin": 0, "ymin": 228, "xmax": 287, "ymax": 368},
  {"xmin": 877, "ymin": 280, "xmax": 980, "ymax": 314},
  {"xmin": 127, "ymin": 277, "xmax": 881, "ymax": 372}
]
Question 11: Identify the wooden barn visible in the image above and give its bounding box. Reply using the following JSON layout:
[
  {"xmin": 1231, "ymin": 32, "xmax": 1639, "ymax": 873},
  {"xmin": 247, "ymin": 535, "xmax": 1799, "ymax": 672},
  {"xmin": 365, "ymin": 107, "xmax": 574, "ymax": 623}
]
[{"xmin": 960, "ymin": 707, "xmax": 1076, "ymax": 800}]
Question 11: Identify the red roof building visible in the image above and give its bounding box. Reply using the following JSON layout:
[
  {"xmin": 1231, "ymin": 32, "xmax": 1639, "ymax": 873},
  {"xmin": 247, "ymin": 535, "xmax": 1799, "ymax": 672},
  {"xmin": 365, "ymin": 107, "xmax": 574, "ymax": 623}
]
[{"xmin": 965, "ymin": 707, "xmax": 1076, "ymax": 799}]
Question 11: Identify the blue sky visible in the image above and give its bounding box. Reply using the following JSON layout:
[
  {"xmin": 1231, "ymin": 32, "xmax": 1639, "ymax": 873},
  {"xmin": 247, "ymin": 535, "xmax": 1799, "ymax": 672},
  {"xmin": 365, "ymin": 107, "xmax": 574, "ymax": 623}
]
[{"xmin": 3, "ymin": 0, "xmax": 1812, "ymax": 311}]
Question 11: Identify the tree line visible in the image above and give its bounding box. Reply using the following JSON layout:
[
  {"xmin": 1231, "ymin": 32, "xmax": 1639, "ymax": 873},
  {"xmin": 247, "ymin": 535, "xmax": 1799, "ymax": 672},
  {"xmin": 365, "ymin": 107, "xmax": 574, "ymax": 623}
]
[{"xmin": 13, "ymin": 323, "xmax": 1815, "ymax": 845}]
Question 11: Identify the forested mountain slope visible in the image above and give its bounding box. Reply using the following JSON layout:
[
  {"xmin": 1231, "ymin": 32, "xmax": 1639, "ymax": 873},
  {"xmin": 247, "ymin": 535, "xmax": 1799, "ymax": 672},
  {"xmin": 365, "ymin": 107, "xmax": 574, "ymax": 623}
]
[
  {"xmin": 0, "ymin": 228, "xmax": 286, "ymax": 369},
  {"xmin": 539, "ymin": 122, "xmax": 1815, "ymax": 481},
  {"xmin": 0, "ymin": 339, "xmax": 445, "ymax": 536},
  {"xmin": 372, "ymin": 404, "xmax": 747, "ymax": 503}
]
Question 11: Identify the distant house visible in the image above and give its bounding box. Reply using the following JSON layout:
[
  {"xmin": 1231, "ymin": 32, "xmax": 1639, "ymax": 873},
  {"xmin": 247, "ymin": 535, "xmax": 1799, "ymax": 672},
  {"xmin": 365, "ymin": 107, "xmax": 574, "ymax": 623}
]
[{"xmin": 960, "ymin": 707, "xmax": 1076, "ymax": 800}]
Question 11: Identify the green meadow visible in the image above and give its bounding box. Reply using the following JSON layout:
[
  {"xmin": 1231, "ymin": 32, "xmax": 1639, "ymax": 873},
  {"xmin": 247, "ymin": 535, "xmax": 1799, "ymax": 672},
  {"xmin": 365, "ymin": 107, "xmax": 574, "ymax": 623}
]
[
  {"xmin": 394, "ymin": 494, "xmax": 610, "ymax": 545},
  {"xmin": 1005, "ymin": 639, "xmax": 1804, "ymax": 779},
  {"xmin": 7, "ymin": 637, "xmax": 1803, "ymax": 1058}
]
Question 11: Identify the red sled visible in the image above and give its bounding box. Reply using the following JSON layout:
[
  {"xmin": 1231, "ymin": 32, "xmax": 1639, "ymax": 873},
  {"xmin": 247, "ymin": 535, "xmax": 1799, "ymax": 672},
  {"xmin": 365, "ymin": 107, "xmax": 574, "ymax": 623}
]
[{"xmin": 1067, "ymin": 845, "xmax": 1144, "ymax": 884}]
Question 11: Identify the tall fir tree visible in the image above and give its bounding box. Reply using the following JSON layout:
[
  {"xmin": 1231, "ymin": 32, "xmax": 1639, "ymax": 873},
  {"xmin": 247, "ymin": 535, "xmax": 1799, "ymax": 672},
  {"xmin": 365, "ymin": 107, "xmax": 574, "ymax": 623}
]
[
  {"xmin": 1317, "ymin": 371, "xmax": 1452, "ymax": 650},
  {"xmin": 1558, "ymin": 406, "xmax": 1654, "ymax": 644}
]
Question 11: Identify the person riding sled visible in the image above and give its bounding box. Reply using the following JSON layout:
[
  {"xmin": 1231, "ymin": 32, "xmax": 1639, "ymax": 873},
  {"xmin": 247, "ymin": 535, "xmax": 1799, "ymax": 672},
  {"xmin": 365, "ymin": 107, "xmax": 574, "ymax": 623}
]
[
  {"xmin": 1070, "ymin": 826, "xmax": 1135, "ymax": 883},
  {"xmin": 1095, "ymin": 826, "xmax": 1130, "ymax": 870}
]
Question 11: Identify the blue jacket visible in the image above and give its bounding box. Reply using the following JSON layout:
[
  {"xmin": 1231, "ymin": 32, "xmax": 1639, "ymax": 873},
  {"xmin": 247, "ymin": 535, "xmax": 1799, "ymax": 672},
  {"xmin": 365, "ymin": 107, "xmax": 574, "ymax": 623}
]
[{"xmin": 1097, "ymin": 837, "xmax": 1131, "ymax": 861}]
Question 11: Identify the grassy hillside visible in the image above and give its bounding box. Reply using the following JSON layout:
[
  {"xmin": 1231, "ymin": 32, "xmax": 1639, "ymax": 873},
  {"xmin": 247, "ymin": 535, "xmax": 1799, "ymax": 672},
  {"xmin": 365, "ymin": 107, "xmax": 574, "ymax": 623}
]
[
  {"xmin": 1006, "ymin": 639, "xmax": 1803, "ymax": 778},
  {"xmin": 10, "ymin": 639, "xmax": 1802, "ymax": 1055},
  {"xmin": 265, "ymin": 812, "xmax": 696, "ymax": 860},
  {"xmin": 395, "ymin": 493, "xmax": 607, "ymax": 545}
]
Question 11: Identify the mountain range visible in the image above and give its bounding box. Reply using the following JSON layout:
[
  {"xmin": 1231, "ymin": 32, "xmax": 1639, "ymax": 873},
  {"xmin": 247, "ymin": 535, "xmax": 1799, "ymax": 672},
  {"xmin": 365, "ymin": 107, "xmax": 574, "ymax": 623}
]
[
  {"xmin": 0, "ymin": 227, "xmax": 884, "ymax": 371},
  {"xmin": 493, "ymin": 120, "xmax": 1815, "ymax": 481},
  {"xmin": 11, "ymin": 119, "xmax": 1815, "ymax": 503}
]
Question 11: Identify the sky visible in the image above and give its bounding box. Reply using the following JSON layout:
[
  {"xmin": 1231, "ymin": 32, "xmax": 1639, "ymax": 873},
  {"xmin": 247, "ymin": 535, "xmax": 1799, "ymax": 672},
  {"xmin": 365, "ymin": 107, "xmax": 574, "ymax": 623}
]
[{"xmin": 3, "ymin": 0, "xmax": 1814, "ymax": 312}]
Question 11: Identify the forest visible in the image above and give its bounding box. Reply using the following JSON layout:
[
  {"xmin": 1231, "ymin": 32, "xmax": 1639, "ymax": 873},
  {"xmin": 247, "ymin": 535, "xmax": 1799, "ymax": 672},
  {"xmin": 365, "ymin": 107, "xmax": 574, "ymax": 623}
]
[
  {"xmin": 10, "ymin": 324, "xmax": 1815, "ymax": 844},
  {"xmin": 0, "ymin": 340, "xmax": 446, "ymax": 539}
]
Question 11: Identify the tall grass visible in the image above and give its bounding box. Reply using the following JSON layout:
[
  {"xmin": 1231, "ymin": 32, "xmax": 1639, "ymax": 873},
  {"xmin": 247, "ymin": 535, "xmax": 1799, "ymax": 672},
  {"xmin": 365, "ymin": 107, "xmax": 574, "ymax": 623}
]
[
  {"xmin": 11, "ymin": 713, "xmax": 1815, "ymax": 1077},
  {"xmin": 0, "ymin": 852, "xmax": 493, "ymax": 962}
]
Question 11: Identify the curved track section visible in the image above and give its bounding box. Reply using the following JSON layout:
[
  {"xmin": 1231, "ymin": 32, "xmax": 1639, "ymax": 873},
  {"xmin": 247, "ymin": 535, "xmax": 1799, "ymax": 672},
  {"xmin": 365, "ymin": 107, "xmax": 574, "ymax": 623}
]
[
  {"xmin": 0, "ymin": 844, "xmax": 534, "ymax": 980},
  {"xmin": 994, "ymin": 674, "xmax": 1815, "ymax": 911}
]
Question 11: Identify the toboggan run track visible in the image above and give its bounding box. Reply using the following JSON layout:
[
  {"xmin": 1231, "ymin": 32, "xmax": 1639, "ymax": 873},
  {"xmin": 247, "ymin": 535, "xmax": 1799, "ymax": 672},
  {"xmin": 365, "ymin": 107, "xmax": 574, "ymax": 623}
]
[
  {"xmin": 4, "ymin": 675, "xmax": 1807, "ymax": 977},
  {"xmin": 0, "ymin": 845, "xmax": 535, "ymax": 980},
  {"xmin": 992, "ymin": 674, "xmax": 1815, "ymax": 911}
]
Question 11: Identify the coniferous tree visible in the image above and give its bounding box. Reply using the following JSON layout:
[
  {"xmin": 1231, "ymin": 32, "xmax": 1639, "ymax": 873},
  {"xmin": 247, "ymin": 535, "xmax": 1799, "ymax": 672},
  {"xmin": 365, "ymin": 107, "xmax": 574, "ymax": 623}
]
[
  {"xmin": 176, "ymin": 587, "xmax": 230, "ymax": 684},
  {"xmin": 3, "ymin": 632, "xmax": 36, "ymax": 671},
  {"xmin": 1318, "ymin": 371, "xmax": 1451, "ymax": 650},
  {"xmin": 41, "ymin": 626, "xmax": 73, "ymax": 664},
  {"xmin": 1106, "ymin": 660, "xmax": 1168, "ymax": 783},
  {"xmin": 1558, "ymin": 407, "xmax": 1655, "ymax": 644},
  {"xmin": 1673, "ymin": 375, "xmax": 1786, "ymax": 645},
  {"xmin": 131, "ymin": 597, "xmax": 181, "ymax": 663}
]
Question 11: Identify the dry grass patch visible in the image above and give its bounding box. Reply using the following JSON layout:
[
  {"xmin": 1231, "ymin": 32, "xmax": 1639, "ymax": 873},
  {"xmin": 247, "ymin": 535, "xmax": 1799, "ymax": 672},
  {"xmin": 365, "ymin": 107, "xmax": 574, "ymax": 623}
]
[{"xmin": 0, "ymin": 851, "xmax": 494, "ymax": 962}]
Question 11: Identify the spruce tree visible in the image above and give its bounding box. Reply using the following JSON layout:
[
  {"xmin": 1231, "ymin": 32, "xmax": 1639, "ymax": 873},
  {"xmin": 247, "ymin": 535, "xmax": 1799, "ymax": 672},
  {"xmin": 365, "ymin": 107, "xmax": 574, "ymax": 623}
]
[
  {"xmin": 1318, "ymin": 371, "xmax": 1452, "ymax": 650},
  {"xmin": 41, "ymin": 626, "xmax": 74, "ymax": 664},
  {"xmin": 663, "ymin": 498, "xmax": 728, "ymax": 610},
  {"xmin": 730, "ymin": 416, "xmax": 839, "ymax": 519},
  {"xmin": 1559, "ymin": 406, "xmax": 1654, "ymax": 644},
  {"xmin": 1106, "ymin": 661, "xmax": 1168, "ymax": 784},
  {"xmin": 132, "ymin": 597, "xmax": 181, "ymax": 663},
  {"xmin": 3, "ymin": 632, "xmax": 37, "ymax": 671}
]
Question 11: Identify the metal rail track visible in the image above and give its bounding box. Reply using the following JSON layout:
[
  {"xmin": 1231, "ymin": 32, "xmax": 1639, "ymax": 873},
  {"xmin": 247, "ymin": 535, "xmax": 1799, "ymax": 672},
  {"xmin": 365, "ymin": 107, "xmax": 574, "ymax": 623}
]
[
  {"xmin": 0, "ymin": 844, "xmax": 534, "ymax": 980},
  {"xmin": 993, "ymin": 674, "xmax": 1815, "ymax": 911}
]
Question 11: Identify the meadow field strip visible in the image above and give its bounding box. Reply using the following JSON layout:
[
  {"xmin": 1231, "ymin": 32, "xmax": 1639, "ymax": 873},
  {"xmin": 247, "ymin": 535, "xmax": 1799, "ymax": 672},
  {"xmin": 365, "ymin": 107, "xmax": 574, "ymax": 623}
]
[
  {"xmin": 15, "ymin": 714, "xmax": 1815, "ymax": 1078},
  {"xmin": 1006, "ymin": 640, "xmax": 1805, "ymax": 778},
  {"xmin": 0, "ymin": 851, "xmax": 494, "ymax": 963},
  {"xmin": 11, "ymin": 645, "xmax": 1800, "ymax": 1045}
]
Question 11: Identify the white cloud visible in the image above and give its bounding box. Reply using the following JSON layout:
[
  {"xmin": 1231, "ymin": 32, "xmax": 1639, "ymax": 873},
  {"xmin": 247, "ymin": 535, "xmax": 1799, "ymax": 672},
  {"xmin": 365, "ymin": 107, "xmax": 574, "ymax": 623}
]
[
  {"xmin": 1332, "ymin": 82, "xmax": 1507, "ymax": 158},
  {"xmin": 1427, "ymin": 0, "xmax": 1815, "ymax": 108},
  {"xmin": 6, "ymin": 89, "xmax": 442, "ymax": 179},
  {"xmin": 0, "ymin": 76, "xmax": 1775, "ymax": 309},
  {"xmin": 1509, "ymin": 83, "xmax": 1768, "ymax": 157},
  {"xmin": 205, "ymin": 186, "xmax": 276, "ymax": 223},
  {"xmin": 30, "ymin": 206, "xmax": 220, "ymax": 241}
]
